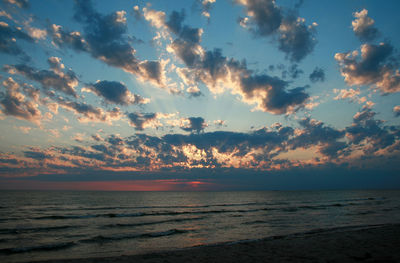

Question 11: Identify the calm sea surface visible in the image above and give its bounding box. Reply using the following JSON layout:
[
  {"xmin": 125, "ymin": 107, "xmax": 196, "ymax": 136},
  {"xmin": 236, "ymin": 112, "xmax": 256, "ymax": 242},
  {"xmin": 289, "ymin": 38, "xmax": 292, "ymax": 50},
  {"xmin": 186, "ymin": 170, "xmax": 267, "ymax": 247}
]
[{"xmin": 0, "ymin": 190, "xmax": 399, "ymax": 262}]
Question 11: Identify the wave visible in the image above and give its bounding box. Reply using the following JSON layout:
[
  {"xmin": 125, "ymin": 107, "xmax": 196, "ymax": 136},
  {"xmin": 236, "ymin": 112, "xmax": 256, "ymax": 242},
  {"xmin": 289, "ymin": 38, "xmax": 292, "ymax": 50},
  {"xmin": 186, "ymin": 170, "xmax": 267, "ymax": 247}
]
[
  {"xmin": 80, "ymin": 229, "xmax": 189, "ymax": 243},
  {"xmin": 0, "ymin": 225, "xmax": 76, "ymax": 235},
  {"xmin": 5, "ymin": 200, "xmax": 387, "ymax": 223},
  {"xmin": 0, "ymin": 242, "xmax": 75, "ymax": 255},
  {"xmin": 23, "ymin": 201, "xmax": 288, "ymax": 213},
  {"xmin": 102, "ymin": 216, "xmax": 206, "ymax": 229},
  {"xmin": 242, "ymin": 220, "xmax": 269, "ymax": 225}
]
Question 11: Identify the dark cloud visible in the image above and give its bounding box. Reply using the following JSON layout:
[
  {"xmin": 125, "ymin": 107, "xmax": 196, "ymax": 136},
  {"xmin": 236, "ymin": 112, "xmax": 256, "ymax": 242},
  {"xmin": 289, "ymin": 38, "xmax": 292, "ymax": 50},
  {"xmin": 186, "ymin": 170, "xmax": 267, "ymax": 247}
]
[
  {"xmin": 181, "ymin": 117, "xmax": 207, "ymax": 133},
  {"xmin": 335, "ymin": 43, "xmax": 400, "ymax": 94},
  {"xmin": 237, "ymin": 0, "xmax": 317, "ymax": 62},
  {"xmin": 0, "ymin": 77, "xmax": 41, "ymax": 123},
  {"xmin": 86, "ymin": 80, "xmax": 148, "ymax": 105},
  {"xmin": 309, "ymin": 67, "xmax": 325, "ymax": 83},
  {"xmin": 24, "ymin": 150, "xmax": 51, "ymax": 160},
  {"xmin": 127, "ymin": 112, "xmax": 157, "ymax": 131},
  {"xmin": 277, "ymin": 13, "xmax": 317, "ymax": 62},
  {"xmin": 0, "ymin": 21, "xmax": 33, "ymax": 59},
  {"xmin": 166, "ymin": 10, "xmax": 203, "ymax": 67},
  {"xmin": 132, "ymin": 5, "xmax": 142, "ymax": 21},
  {"xmin": 0, "ymin": 115, "xmax": 398, "ymax": 179},
  {"xmin": 281, "ymin": 64, "xmax": 303, "ymax": 79},
  {"xmin": 50, "ymin": 24, "xmax": 89, "ymax": 52},
  {"xmin": 346, "ymin": 109, "xmax": 397, "ymax": 154},
  {"xmin": 239, "ymin": 74, "xmax": 309, "ymax": 114},
  {"xmin": 240, "ymin": 0, "xmax": 282, "ymax": 36},
  {"xmin": 164, "ymin": 126, "xmax": 291, "ymax": 156},
  {"xmin": 56, "ymin": 96, "xmax": 123, "ymax": 124},
  {"xmin": 289, "ymin": 118, "xmax": 346, "ymax": 158},
  {"xmin": 91, "ymin": 134, "xmax": 102, "ymax": 141},
  {"xmin": 164, "ymin": 13, "xmax": 309, "ymax": 114},
  {"xmin": 352, "ymin": 9, "xmax": 379, "ymax": 42},
  {"xmin": 5, "ymin": 57, "xmax": 78, "ymax": 97},
  {"xmin": 49, "ymin": 0, "xmax": 165, "ymax": 86}
]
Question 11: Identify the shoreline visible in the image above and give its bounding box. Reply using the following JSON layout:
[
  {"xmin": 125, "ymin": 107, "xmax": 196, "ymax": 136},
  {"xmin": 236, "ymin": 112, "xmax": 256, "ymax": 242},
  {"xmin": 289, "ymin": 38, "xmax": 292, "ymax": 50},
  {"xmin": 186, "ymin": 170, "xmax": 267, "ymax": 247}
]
[{"xmin": 31, "ymin": 223, "xmax": 400, "ymax": 263}]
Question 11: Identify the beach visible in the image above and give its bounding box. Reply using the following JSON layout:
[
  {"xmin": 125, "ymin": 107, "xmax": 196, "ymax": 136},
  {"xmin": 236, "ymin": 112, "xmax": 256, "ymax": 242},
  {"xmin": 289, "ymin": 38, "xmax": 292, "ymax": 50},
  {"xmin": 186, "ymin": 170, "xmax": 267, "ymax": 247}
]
[{"xmin": 33, "ymin": 223, "xmax": 400, "ymax": 263}]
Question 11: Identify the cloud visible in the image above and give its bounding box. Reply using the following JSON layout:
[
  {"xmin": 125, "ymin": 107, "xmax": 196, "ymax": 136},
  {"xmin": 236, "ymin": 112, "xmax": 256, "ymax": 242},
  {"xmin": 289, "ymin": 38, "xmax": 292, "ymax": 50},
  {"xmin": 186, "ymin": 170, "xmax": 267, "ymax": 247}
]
[
  {"xmin": 346, "ymin": 109, "xmax": 397, "ymax": 154},
  {"xmin": 57, "ymin": 97, "xmax": 123, "ymax": 124},
  {"xmin": 335, "ymin": 43, "xmax": 400, "ymax": 94},
  {"xmin": 133, "ymin": 5, "xmax": 142, "ymax": 21},
  {"xmin": 5, "ymin": 57, "xmax": 79, "ymax": 97},
  {"xmin": 281, "ymin": 64, "xmax": 303, "ymax": 79},
  {"xmin": 186, "ymin": 86, "xmax": 202, "ymax": 97},
  {"xmin": 214, "ymin": 119, "xmax": 226, "ymax": 127},
  {"xmin": 50, "ymin": 24, "xmax": 89, "ymax": 52},
  {"xmin": 165, "ymin": 10, "xmax": 204, "ymax": 67},
  {"xmin": 18, "ymin": 126, "xmax": 32, "ymax": 134},
  {"xmin": 238, "ymin": 0, "xmax": 282, "ymax": 36},
  {"xmin": 157, "ymin": 11, "xmax": 310, "ymax": 114},
  {"xmin": 180, "ymin": 117, "xmax": 207, "ymax": 133},
  {"xmin": 0, "ymin": 21, "xmax": 33, "ymax": 59},
  {"xmin": 2, "ymin": 0, "xmax": 29, "ymax": 9},
  {"xmin": 83, "ymin": 80, "xmax": 149, "ymax": 105},
  {"xmin": 352, "ymin": 9, "xmax": 379, "ymax": 42},
  {"xmin": 23, "ymin": 19, "xmax": 47, "ymax": 40},
  {"xmin": 333, "ymin": 88, "xmax": 360, "ymax": 101},
  {"xmin": 200, "ymin": 0, "xmax": 216, "ymax": 19},
  {"xmin": 0, "ymin": 114, "xmax": 398, "ymax": 178},
  {"xmin": 309, "ymin": 67, "xmax": 325, "ymax": 83},
  {"xmin": 48, "ymin": 1, "xmax": 166, "ymax": 87},
  {"xmin": 277, "ymin": 14, "xmax": 317, "ymax": 62},
  {"xmin": 0, "ymin": 77, "xmax": 41, "ymax": 124},
  {"xmin": 127, "ymin": 112, "xmax": 158, "ymax": 131},
  {"xmin": 66, "ymin": 0, "xmax": 165, "ymax": 86},
  {"xmin": 394, "ymin": 106, "xmax": 400, "ymax": 117},
  {"xmin": 239, "ymin": 73, "xmax": 309, "ymax": 114},
  {"xmin": 236, "ymin": 0, "xmax": 317, "ymax": 62},
  {"xmin": 24, "ymin": 149, "xmax": 51, "ymax": 161},
  {"xmin": 288, "ymin": 118, "xmax": 346, "ymax": 158}
]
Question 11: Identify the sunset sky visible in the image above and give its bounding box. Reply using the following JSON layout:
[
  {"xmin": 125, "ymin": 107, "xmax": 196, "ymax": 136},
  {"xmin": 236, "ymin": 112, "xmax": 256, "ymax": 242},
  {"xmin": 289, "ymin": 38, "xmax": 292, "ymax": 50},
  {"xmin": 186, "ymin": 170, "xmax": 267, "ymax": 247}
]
[{"xmin": 0, "ymin": 0, "xmax": 399, "ymax": 190}]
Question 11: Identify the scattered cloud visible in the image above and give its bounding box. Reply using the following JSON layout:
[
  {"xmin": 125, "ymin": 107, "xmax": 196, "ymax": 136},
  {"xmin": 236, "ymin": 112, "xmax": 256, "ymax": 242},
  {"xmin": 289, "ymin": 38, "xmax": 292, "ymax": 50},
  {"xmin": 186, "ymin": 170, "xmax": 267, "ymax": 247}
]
[
  {"xmin": 335, "ymin": 43, "xmax": 400, "ymax": 94},
  {"xmin": 180, "ymin": 117, "xmax": 207, "ymax": 133},
  {"xmin": 0, "ymin": 21, "xmax": 33, "ymax": 60},
  {"xmin": 393, "ymin": 105, "xmax": 400, "ymax": 117},
  {"xmin": 127, "ymin": 112, "xmax": 158, "ymax": 131},
  {"xmin": 214, "ymin": 119, "xmax": 226, "ymax": 127},
  {"xmin": 352, "ymin": 9, "xmax": 379, "ymax": 42},
  {"xmin": 200, "ymin": 0, "xmax": 216, "ymax": 19},
  {"xmin": 5, "ymin": 57, "xmax": 79, "ymax": 97},
  {"xmin": 0, "ymin": 77, "xmax": 41, "ymax": 124},
  {"xmin": 2, "ymin": 0, "xmax": 29, "ymax": 9},
  {"xmin": 148, "ymin": 10, "xmax": 311, "ymax": 114},
  {"xmin": 236, "ymin": 0, "xmax": 317, "ymax": 62},
  {"xmin": 309, "ymin": 67, "xmax": 325, "ymax": 83},
  {"xmin": 57, "ymin": 97, "xmax": 123, "ymax": 124},
  {"xmin": 49, "ymin": 0, "xmax": 166, "ymax": 87},
  {"xmin": 83, "ymin": 80, "xmax": 149, "ymax": 105}
]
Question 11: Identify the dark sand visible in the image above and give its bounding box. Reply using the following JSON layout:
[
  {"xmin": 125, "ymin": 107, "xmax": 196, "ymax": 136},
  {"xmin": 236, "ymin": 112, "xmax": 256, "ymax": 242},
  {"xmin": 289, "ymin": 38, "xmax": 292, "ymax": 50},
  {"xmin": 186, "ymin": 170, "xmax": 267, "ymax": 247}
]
[{"xmin": 34, "ymin": 224, "xmax": 400, "ymax": 263}]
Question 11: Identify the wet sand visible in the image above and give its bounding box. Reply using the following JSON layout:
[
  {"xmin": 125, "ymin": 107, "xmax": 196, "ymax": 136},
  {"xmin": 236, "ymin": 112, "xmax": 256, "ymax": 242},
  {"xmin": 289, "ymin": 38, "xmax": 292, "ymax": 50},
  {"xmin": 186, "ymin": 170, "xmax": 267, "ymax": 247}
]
[{"xmin": 34, "ymin": 224, "xmax": 400, "ymax": 263}]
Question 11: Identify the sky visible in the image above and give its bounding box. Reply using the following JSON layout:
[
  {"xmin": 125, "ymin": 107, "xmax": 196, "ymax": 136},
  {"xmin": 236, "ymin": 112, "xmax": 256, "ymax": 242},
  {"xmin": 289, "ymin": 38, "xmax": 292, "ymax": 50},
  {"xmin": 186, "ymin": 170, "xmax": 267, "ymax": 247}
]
[{"xmin": 0, "ymin": 0, "xmax": 399, "ymax": 191}]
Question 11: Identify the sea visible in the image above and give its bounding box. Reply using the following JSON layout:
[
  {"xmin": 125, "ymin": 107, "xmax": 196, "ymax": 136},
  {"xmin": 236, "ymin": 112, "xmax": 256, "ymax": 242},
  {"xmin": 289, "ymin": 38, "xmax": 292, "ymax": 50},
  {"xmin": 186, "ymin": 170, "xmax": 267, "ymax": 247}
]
[{"xmin": 0, "ymin": 190, "xmax": 400, "ymax": 262}]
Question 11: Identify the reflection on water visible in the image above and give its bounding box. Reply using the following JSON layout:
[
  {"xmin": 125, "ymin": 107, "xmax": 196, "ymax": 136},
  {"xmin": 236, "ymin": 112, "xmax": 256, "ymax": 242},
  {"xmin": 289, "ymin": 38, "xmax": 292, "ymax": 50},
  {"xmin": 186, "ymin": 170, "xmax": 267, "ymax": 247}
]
[{"xmin": 0, "ymin": 190, "xmax": 399, "ymax": 262}]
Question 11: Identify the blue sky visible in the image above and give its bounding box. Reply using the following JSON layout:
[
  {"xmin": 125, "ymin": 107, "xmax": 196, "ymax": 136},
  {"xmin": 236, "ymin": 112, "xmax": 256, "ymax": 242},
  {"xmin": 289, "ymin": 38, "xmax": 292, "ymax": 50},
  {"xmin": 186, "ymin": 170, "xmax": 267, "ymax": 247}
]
[{"xmin": 0, "ymin": 0, "xmax": 399, "ymax": 190}]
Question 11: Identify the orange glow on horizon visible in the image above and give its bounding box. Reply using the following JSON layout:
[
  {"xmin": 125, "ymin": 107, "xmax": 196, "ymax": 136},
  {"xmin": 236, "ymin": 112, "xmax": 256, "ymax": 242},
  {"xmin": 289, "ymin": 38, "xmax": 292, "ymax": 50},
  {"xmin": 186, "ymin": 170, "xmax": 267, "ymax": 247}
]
[{"xmin": 0, "ymin": 179, "xmax": 217, "ymax": 191}]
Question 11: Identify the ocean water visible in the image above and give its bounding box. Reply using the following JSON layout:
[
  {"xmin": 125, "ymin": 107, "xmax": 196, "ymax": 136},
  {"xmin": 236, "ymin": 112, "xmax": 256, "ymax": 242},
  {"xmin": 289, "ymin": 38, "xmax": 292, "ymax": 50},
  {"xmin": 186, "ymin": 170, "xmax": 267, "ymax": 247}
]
[{"xmin": 0, "ymin": 190, "xmax": 400, "ymax": 262}]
